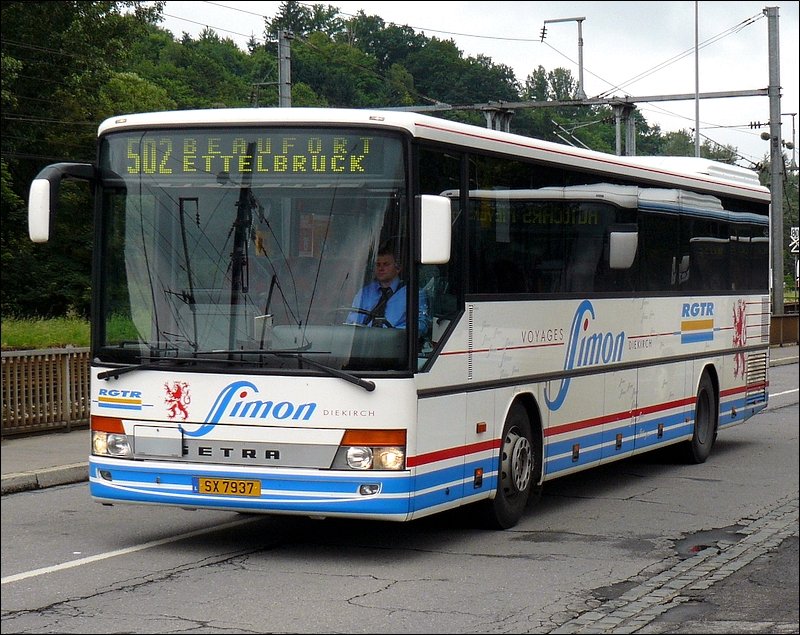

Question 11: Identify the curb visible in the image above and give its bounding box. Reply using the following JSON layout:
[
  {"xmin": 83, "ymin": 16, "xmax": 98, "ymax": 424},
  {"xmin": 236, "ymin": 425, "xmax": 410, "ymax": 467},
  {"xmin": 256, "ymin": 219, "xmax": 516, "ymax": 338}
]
[
  {"xmin": 1, "ymin": 463, "xmax": 88, "ymax": 495},
  {"xmin": 550, "ymin": 496, "xmax": 800, "ymax": 633}
]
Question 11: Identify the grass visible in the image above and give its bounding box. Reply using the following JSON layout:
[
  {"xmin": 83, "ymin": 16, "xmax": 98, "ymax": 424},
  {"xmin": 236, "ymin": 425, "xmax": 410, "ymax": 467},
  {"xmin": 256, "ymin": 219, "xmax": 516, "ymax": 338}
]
[
  {"xmin": 1, "ymin": 316, "xmax": 90, "ymax": 350},
  {"xmin": 1, "ymin": 314, "xmax": 145, "ymax": 351}
]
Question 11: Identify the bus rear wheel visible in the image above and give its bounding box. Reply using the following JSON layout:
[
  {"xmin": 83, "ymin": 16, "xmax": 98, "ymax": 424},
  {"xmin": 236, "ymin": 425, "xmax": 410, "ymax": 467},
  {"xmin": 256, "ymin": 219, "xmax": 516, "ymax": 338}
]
[
  {"xmin": 478, "ymin": 402, "xmax": 539, "ymax": 529},
  {"xmin": 681, "ymin": 373, "xmax": 718, "ymax": 464}
]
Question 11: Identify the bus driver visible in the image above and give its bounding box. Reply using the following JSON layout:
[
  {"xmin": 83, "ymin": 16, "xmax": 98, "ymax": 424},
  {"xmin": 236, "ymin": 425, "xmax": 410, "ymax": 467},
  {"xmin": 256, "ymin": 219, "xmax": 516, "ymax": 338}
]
[{"xmin": 347, "ymin": 244, "xmax": 430, "ymax": 335}]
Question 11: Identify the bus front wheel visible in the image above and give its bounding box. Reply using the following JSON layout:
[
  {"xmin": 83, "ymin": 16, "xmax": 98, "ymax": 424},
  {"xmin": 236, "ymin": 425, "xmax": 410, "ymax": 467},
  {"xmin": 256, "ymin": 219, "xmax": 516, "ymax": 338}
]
[{"xmin": 479, "ymin": 402, "xmax": 539, "ymax": 529}]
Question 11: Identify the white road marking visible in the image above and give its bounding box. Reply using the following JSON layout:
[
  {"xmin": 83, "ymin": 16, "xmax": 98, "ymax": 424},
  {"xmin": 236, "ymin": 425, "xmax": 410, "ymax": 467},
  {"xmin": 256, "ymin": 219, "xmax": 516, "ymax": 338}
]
[{"xmin": 1, "ymin": 516, "xmax": 257, "ymax": 585}]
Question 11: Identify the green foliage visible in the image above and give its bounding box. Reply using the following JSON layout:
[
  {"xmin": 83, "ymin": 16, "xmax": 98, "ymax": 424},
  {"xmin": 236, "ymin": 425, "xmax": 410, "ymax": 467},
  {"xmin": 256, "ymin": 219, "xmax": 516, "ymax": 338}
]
[
  {"xmin": 266, "ymin": 0, "xmax": 345, "ymax": 39},
  {"xmin": 1, "ymin": 158, "xmax": 28, "ymax": 316},
  {"xmin": 1, "ymin": 313, "xmax": 142, "ymax": 350},
  {"xmin": 98, "ymin": 71, "xmax": 176, "ymax": 117},
  {"xmin": 293, "ymin": 31, "xmax": 387, "ymax": 107},
  {"xmin": 1, "ymin": 315, "xmax": 90, "ymax": 350},
  {"xmin": 344, "ymin": 12, "xmax": 427, "ymax": 72}
]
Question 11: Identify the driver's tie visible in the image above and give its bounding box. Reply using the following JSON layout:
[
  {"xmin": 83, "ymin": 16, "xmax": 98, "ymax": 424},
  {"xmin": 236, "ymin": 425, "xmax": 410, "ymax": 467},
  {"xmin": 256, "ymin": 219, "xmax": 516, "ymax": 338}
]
[{"xmin": 370, "ymin": 286, "xmax": 393, "ymax": 325}]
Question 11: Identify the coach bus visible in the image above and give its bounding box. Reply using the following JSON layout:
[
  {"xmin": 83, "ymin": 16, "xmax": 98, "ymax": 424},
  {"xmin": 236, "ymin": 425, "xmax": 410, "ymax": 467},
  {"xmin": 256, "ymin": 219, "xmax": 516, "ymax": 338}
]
[{"xmin": 27, "ymin": 108, "xmax": 771, "ymax": 529}]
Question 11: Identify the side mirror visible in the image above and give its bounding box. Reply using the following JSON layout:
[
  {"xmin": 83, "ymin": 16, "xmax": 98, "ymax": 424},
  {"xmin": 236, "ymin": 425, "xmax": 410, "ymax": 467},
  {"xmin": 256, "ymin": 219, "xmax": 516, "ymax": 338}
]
[
  {"xmin": 28, "ymin": 178, "xmax": 53, "ymax": 243},
  {"xmin": 417, "ymin": 195, "xmax": 451, "ymax": 264},
  {"xmin": 28, "ymin": 162, "xmax": 95, "ymax": 242},
  {"xmin": 609, "ymin": 230, "xmax": 638, "ymax": 269}
]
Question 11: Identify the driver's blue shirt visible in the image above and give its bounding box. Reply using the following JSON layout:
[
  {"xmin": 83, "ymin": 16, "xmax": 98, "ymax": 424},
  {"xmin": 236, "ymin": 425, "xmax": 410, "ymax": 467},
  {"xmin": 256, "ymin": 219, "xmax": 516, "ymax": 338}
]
[{"xmin": 348, "ymin": 277, "xmax": 430, "ymax": 334}]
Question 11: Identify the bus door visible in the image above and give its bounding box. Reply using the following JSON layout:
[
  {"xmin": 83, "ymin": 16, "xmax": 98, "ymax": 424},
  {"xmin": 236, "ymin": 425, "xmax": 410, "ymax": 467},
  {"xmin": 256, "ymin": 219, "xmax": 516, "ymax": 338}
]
[{"xmin": 415, "ymin": 393, "xmax": 467, "ymax": 512}]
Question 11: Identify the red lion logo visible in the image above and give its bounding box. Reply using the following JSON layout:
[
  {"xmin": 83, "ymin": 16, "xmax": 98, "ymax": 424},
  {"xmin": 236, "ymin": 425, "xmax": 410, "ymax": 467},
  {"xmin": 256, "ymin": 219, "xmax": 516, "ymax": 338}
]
[
  {"xmin": 164, "ymin": 381, "xmax": 190, "ymax": 420},
  {"xmin": 732, "ymin": 299, "xmax": 747, "ymax": 378}
]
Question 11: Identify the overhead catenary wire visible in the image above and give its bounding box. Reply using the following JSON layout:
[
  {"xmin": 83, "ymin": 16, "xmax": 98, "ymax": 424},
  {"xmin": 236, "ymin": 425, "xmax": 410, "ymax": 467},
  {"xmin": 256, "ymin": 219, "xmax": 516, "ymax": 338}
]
[{"xmin": 158, "ymin": 1, "xmax": 777, "ymax": 167}]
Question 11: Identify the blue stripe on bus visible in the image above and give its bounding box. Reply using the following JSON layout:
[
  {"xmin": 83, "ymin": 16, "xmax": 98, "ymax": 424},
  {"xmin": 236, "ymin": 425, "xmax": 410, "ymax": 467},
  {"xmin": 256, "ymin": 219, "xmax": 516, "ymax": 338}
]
[
  {"xmin": 543, "ymin": 409, "xmax": 696, "ymax": 476},
  {"xmin": 89, "ymin": 388, "xmax": 767, "ymax": 518},
  {"xmin": 88, "ymin": 458, "xmax": 498, "ymax": 518},
  {"xmin": 720, "ymin": 395, "xmax": 767, "ymax": 426},
  {"xmin": 541, "ymin": 394, "xmax": 768, "ymax": 476},
  {"xmin": 546, "ymin": 429, "xmax": 604, "ymax": 458},
  {"xmin": 681, "ymin": 331, "xmax": 714, "ymax": 343},
  {"xmin": 90, "ymin": 482, "xmax": 414, "ymax": 516},
  {"xmin": 98, "ymin": 402, "xmax": 142, "ymax": 410}
]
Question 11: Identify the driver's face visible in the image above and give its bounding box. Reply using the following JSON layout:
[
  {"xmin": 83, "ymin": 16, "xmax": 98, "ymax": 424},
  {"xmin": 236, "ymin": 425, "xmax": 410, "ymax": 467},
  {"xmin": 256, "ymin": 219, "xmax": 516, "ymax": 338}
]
[{"xmin": 375, "ymin": 254, "xmax": 399, "ymax": 285}]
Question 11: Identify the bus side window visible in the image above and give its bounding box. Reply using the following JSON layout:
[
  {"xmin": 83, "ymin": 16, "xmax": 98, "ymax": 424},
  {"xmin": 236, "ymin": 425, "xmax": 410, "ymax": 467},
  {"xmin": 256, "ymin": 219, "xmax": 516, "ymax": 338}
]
[
  {"xmin": 494, "ymin": 259, "xmax": 529, "ymax": 293},
  {"xmin": 564, "ymin": 233, "xmax": 603, "ymax": 293},
  {"xmin": 639, "ymin": 212, "xmax": 679, "ymax": 291}
]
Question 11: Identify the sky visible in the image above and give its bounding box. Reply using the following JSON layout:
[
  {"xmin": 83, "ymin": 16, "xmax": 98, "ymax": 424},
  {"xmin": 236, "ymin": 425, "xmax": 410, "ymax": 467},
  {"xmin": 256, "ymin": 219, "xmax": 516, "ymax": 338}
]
[{"xmin": 157, "ymin": 1, "xmax": 800, "ymax": 170}]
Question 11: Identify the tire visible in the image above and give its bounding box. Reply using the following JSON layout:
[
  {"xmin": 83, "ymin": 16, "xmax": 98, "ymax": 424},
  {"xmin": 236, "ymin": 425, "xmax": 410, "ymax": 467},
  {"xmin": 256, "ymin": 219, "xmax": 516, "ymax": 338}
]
[
  {"xmin": 478, "ymin": 402, "xmax": 541, "ymax": 529},
  {"xmin": 681, "ymin": 373, "xmax": 718, "ymax": 464}
]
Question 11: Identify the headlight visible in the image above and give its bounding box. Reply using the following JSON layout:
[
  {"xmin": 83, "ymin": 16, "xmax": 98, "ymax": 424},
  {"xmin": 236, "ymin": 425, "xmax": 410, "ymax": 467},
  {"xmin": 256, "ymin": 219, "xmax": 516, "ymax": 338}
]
[
  {"xmin": 342, "ymin": 445, "xmax": 405, "ymax": 470},
  {"xmin": 346, "ymin": 446, "xmax": 373, "ymax": 469},
  {"xmin": 92, "ymin": 431, "xmax": 133, "ymax": 458},
  {"xmin": 333, "ymin": 430, "xmax": 407, "ymax": 470},
  {"xmin": 374, "ymin": 447, "xmax": 404, "ymax": 470}
]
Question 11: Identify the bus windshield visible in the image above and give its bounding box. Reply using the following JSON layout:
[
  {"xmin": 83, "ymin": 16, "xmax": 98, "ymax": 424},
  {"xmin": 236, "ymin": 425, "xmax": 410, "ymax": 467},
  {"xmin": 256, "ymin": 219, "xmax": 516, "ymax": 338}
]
[{"xmin": 95, "ymin": 127, "xmax": 412, "ymax": 373}]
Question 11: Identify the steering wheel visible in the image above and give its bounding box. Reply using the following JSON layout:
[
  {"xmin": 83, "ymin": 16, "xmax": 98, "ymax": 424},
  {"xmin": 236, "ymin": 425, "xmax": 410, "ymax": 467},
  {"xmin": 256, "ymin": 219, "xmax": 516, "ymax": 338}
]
[{"xmin": 330, "ymin": 306, "xmax": 371, "ymax": 325}]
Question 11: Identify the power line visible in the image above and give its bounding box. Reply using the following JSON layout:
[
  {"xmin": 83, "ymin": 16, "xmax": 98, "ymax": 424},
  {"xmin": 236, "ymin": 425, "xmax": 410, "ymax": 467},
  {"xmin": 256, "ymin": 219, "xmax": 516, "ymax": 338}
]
[
  {"xmin": 201, "ymin": 0, "xmax": 546, "ymax": 43},
  {"xmin": 593, "ymin": 12, "xmax": 764, "ymax": 98},
  {"xmin": 161, "ymin": 10, "xmax": 269, "ymax": 45},
  {"xmin": 2, "ymin": 114, "xmax": 98, "ymax": 127}
]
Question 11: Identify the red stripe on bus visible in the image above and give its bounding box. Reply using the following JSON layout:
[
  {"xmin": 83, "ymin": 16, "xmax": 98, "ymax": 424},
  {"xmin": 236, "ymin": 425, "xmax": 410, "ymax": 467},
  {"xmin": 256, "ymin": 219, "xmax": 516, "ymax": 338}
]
[
  {"xmin": 407, "ymin": 382, "xmax": 768, "ymax": 464},
  {"xmin": 408, "ymin": 439, "xmax": 498, "ymax": 467}
]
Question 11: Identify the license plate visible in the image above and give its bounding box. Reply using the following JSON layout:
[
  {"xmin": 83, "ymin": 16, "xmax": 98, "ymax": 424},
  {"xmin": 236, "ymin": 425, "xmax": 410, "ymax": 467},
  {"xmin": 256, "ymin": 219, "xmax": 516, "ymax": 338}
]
[{"xmin": 195, "ymin": 477, "xmax": 261, "ymax": 497}]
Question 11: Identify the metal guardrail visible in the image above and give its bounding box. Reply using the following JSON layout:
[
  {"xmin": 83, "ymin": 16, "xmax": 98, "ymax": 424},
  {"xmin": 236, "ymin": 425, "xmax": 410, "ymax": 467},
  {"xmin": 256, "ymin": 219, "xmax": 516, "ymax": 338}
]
[
  {"xmin": 771, "ymin": 313, "xmax": 799, "ymax": 346},
  {"xmin": 1, "ymin": 348, "xmax": 90, "ymax": 437}
]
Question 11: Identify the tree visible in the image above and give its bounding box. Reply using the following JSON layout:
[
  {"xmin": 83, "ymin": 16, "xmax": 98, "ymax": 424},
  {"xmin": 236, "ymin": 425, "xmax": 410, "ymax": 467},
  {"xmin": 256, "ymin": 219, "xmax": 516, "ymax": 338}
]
[
  {"xmin": 515, "ymin": 66, "xmax": 596, "ymax": 145},
  {"xmin": 343, "ymin": 11, "xmax": 427, "ymax": 72},
  {"xmin": 98, "ymin": 71, "xmax": 176, "ymax": 117},
  {"xmin": 1, "ymin": 1, "xmax": 166, "ymax": 317},
  {"xmin": 266, "ymin": 1, "xmax": 344, "ymax": 39},
  {"xmin": 292, "ymin": 31, "xmax": 387, "ymax": 107}
]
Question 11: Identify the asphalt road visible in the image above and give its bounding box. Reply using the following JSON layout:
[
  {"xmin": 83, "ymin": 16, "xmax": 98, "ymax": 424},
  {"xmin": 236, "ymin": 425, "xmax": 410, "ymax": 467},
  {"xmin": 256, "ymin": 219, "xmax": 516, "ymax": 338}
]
[{"xmin": 1, "ymin": 350, "xmax": 797, "ymax": 633}]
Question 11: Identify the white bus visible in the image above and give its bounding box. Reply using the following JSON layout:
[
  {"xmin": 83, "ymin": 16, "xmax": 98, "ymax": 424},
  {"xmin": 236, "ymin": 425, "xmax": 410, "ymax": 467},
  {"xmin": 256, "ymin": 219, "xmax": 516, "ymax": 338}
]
[{"xmin": 28, "ymin": 108, "xmax": 771, "ymax": 529}]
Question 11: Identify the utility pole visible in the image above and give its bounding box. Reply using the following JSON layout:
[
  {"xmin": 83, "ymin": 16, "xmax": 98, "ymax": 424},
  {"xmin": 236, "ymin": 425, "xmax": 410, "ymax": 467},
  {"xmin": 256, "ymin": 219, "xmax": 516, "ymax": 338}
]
[
  {"xmin": 766, "ymin": 6, "xmax": 784, "ymax": 315},
  {"xmin": 611, "ymin": 103, "xmax": 636, "ymax": 156},
  {"xmin": 541, "ymin": 17, "xmax": 587, "ymax": 99},
  {"xmin": 278, "ymin": 29, "xmax": 293, "ymax": 107},
  {"xmin": 694, "ymin": 1, "xmax": 701, "ymax": 157}
]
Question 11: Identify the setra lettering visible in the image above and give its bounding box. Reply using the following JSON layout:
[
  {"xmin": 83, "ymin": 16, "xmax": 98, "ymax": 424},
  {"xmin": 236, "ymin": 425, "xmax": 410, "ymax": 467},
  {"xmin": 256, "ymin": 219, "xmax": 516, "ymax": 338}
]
[{"xmin": 186, "ymin": 445, "xmax": 281, "ymax": 460}]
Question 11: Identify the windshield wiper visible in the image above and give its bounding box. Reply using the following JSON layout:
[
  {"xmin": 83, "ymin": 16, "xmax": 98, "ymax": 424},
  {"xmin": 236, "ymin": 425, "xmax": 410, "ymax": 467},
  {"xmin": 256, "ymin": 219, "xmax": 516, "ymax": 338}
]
[
  {"xmin": 95, "ymin": 349, "xmax": 376, "ymax": 392},
  {"xmin": 269, "ymin": 351, "xmax": 375, "ymax": 392},
  {"xmin": 230, "ymin": 348, "xmax": 375, "ymax": 392},
  {"xmin": 96, "ymin": 357, "xmax": 187, "ymax": 380}
]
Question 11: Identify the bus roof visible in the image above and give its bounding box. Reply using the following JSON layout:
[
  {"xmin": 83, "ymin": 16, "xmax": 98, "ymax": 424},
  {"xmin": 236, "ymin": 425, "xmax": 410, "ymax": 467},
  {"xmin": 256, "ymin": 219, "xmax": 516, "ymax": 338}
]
[
  {"xmin": 439, "ymin": 184, "xmax": 771, "ymax": 226},
  {"xmin": 98, "ymin": 107, "xmax": 770, "ymax": 202},
  {"xmin": 442, "ymin": 184, "xmax": 727, "ymax": 214}
]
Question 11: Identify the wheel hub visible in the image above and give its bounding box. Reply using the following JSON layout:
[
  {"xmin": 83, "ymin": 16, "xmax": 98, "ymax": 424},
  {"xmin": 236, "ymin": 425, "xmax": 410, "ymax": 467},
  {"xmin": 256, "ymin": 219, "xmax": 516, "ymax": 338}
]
[{"xmin": 501, "ymin": 430, "xmax": 532, "ymax": 494}]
